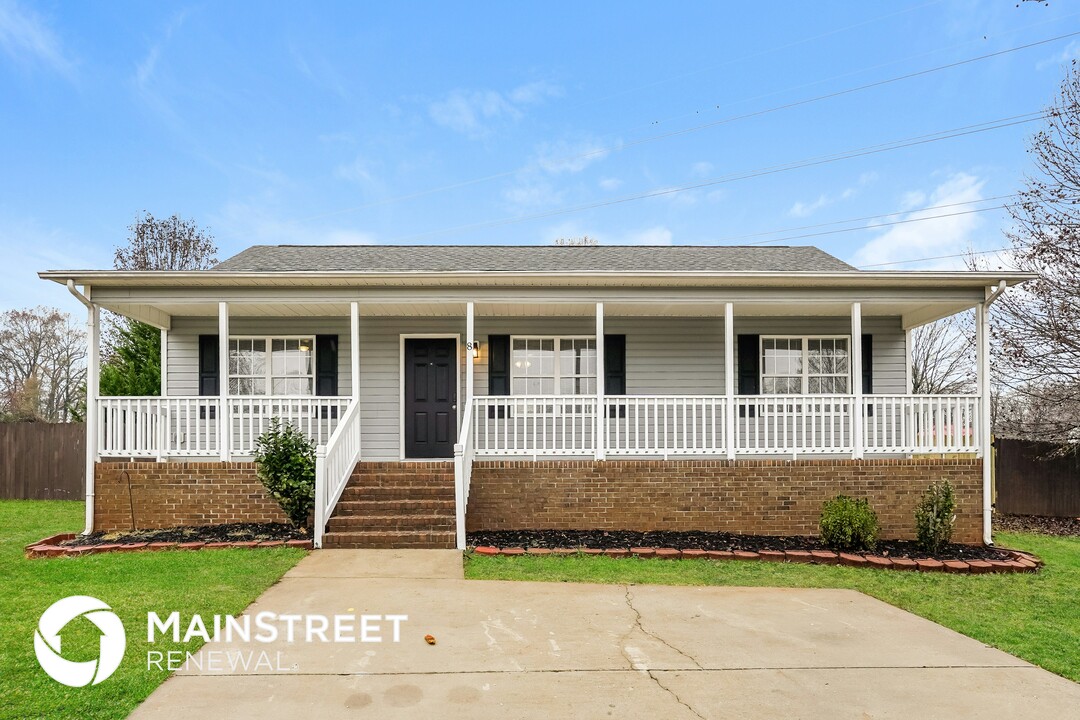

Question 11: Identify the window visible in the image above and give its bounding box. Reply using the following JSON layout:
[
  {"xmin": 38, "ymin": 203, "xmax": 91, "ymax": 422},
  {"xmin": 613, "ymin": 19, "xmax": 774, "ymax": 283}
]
[
  {"xmin": 511, "ymin": 336, "xmax": 596, "ymax": 395},
  {"xmin": 761, "ymin": 336, "xmax": 849, "ymax": 395},
  {"xmin": 229, "ymin": 337, "xmax": 314, "ymax": 396}
]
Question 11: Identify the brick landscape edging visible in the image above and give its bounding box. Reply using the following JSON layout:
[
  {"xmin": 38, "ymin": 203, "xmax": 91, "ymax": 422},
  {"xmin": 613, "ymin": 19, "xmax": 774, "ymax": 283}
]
[
  {"xmin": 24, "ymin": 535, "xmax": 312, "ymax": 558},
  {"xmin": 470, "ymin": 546, "xmax": 1043, "ymax": 574}
]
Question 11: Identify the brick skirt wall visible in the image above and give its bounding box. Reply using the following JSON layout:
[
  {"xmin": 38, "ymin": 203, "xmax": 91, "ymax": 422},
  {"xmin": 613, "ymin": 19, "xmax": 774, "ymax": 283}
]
[
  {"xmin": 94, "ymin": 462, "xmax": 286, "ymax": 532},
  {"xmin": 466, "ymin": 458, "xmax": 983, "ymax": 544}
]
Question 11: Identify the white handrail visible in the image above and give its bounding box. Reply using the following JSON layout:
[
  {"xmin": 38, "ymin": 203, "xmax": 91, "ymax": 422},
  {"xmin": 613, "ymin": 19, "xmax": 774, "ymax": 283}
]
[
  {"xmin": 453, "ymin": 399, "xmax": 476, "ymax": 550},
  {"xmin": 313, "ymin": 398, "xmax": 362, "ymax": 548}
]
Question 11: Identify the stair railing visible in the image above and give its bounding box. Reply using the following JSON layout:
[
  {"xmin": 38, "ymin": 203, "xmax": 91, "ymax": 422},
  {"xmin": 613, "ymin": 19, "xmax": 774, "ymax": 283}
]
[
  {"xmin": 314, "ymin": 398, "xmax": 362, "ymax": 548},
  {"xmin": 453, "ymin": 398, "xmax": 476, "ymax": 550}
]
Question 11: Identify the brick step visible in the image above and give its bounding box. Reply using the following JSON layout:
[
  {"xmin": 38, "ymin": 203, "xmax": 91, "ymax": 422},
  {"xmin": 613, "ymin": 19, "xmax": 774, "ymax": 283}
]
[
  {"xmin": 353, "ymin": 462, "xmax": 453, "ymax": 473},
  {"xmin": 334, "ymin": 498, "xmax": 456, "ymax": 514},
  {"xmin": 348, "ymin": 473, "xmax": 456, "ymax": 487},
  {"xmin": 321, "ymin": 530, "xmax": 456, "ymax": 549},
  {"xmin": 328, "ymin": 514, "xmax": 455, "ymax": 531},
  {"xmin": 339, "ymin": 485, "xmax": 455, "ymax": 501}
]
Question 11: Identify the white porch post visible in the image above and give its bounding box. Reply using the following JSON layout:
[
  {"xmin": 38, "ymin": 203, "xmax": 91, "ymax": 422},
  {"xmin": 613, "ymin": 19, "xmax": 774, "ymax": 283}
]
[
  {"xmin": 350, "ymin": 301, "xmax": 360, "ymax": 402},
  {"xmin": 724, "ymin": 302, "xmax": 735, "ymax": 460},
  {"xmin": 218, "ymin": 301, "xmax": 230, "ymax": 462},
  {"xmin": 851, "ymin": 302, "xmax": 863, "ymax": 459},
  {"xmin": 158, "ymin": 327, "xmax": 168, "ymax": 461},
  {"xmin": 84, "ymin": 301, "xmax": 100, "ymax": 535},
  {"xmin": 465, "ymin": 302, "xmax": 475, "ymax": 410},
  {"xmin": 595, "ymin": 302, "xmax": 605, "ymax": 461},
  {"xmin": 160, "ymin": 328, "xmax": 168, "ymax": 397},
  {"xmin": 904, "ymin": 327, "xmax": 914, "ymax": 394},
  {"xmin": 977, "ymin": 300, "xmax": 992, "ymax": 544}
]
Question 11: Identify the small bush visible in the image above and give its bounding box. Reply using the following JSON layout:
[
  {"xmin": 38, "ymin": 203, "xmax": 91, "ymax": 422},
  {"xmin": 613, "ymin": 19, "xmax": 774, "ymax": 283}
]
[
  {"xmin": 253, "ymin": 418, "xmax": 316, "ymax": 527},
  {"xmin": 915, "ymin": 480, "xmax": 956, "ymax": 554},
  {"xmin": 819, "ymin": 495, "xmax": 879, "ymax": 551}
]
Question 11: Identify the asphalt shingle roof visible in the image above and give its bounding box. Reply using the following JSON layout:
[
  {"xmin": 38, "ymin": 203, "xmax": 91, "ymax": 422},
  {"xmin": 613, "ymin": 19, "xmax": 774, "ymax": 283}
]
[{"xmin": 212, "ymin": 245, "xmax": 857, "ymax": 274}]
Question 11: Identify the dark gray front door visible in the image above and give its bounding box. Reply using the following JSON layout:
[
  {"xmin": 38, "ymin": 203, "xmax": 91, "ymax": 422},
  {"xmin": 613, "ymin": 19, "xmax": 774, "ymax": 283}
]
[{"xmin": 404, "ymin": 338, "xmax": 457, "ymax": 458}]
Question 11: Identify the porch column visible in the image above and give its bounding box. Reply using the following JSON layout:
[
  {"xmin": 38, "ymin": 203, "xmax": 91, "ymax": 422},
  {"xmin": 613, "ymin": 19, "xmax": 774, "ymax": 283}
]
[
  {"xmin": 158, "ymin": 328, "xmax": 168, "ymax": 462},
  {"xmin": 350, "ymin": 301, "xmax": 360, "ymax": 402},
  {"xmin": 595, "ymin": 302, "xmax": 605, "ymax": 460},
  {"xmin": 218, "ymin": 301, "xmax": 230, "ymax": 462},
  {"xmin": 465, "ymin": 302, "xmax": 475, "ymax": 411},
  {"xmin": 851, "ymin": 302, "xmax": 863, "ymax": 459},
  {"xmin": 84, "ymin": 300, "xmax": 100, "ymax": 535},
  {"xmin": 976, "ymin": 300, "xmax": 992, "ymax": 544},
  {"xmin": 160, "ymin": 328, "xmax": 168, "ymax": 396},
  {"xmin": 724, "ymin": 302, "xmax": 735, "ymax": 460},
  {"xmin": 904, "ymin": 328, "xmax": 914, "ymax": 394}
]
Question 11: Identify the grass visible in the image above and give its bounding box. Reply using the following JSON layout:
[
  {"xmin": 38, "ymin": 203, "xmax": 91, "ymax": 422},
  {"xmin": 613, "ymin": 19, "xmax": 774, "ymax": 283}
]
[
  {"xmin": 465, "ymin": 531, "xmax": 1080, "ymax": 683},
  {"xmin": 0, "ymin": 501, "xmax": 306, "ymax": 720}
]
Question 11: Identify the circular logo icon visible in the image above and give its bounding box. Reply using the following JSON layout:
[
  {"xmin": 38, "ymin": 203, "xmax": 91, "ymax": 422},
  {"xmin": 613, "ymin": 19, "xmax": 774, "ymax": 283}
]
[{"xmin": 35, "ymin": 596, "xmax": 126, "ymax": 687}]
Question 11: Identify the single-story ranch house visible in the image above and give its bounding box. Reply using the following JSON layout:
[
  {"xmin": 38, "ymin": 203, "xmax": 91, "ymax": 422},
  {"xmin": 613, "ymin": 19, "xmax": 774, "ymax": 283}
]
[{"xmin": 41, "ymin": 245, "xmax": 1031, "ymax": 549}]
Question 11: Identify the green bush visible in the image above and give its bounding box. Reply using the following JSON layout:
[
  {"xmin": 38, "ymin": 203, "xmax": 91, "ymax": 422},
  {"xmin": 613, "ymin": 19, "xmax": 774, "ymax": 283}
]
[
  {"xmin": 915, "ymin": 480, "xmax": 956, "ymax": 554},
  {"xmin": 819, "ymin": 494, "xmax": 879, "ymax": 552},
  {"xmin": 253, "ymin": 418, "xmax": 316, "ymax": 527}
]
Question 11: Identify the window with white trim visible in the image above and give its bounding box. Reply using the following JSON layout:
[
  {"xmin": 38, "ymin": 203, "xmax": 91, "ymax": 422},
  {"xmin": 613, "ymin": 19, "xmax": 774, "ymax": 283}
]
[
  {"xmin": 511, "ymin": 336, "xmax": 596, "ymax": 395},
  {"xmin": 228, "ymin": 337, "xmax": 314, "ymax": 396},
  {"xmin": 761, "ymin": 336, "xmax": 850, "ymax": 394}
]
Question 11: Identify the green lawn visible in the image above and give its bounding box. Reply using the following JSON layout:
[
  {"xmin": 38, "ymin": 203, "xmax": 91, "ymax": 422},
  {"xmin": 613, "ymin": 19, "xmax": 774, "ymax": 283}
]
[
  {"xmin": 0, "ymin": 501, "xmax": 306, "ymax": 720},
  {"xmin": 465, "ymin": 532, "xmax": 1080, "ymax": 683}
]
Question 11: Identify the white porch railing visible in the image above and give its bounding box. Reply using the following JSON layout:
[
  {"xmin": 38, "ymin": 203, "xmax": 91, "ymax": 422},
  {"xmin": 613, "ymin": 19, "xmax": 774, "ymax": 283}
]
[
  {"xmin": 96, "ymin": 396, "xmax": 350, "ymax": 458},
  {"xmin": 313, "ymin": 398, "xmax": 362, "ymax": 549},
  {"xmin": 470, "ymin": 394, "xmax": 980, "ymax": 458},
  {"xmin": 604, "ymin": 396, "xmax": 728, "ymax": 456},
  {"xmin": 453, "ymin": 399, "xmax": 476, "ymax": 549}
]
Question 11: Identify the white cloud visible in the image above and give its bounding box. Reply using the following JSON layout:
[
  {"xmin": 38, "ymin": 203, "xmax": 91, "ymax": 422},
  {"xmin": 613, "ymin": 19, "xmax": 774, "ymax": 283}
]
[
  {"xmin": 214, "ymin": 201, "xmax": 378, "ymax": 249},
  {"xmin": 0, "ymin": 213, "xmax": 101, "ymax": 314},
  {"xmin": 1037, "ymin": 39, "xmax": 1080, "ymax": 71},
  {"xmin": 788, "ymin": 173, "xmax": 873, "ymax": 217},
  {"xmin": 502, "ymin": 178, "xmax": 564, "ymax": 208},
  {"xmin": 849, "ymin": 172, "xmax": 990, "ymax": 270},
  {"xmin": 335, "ymin": 155, "xmax": 377, "ymax": 184},
  {"xmin": 534, "ymin": 136, "xmax": 609, "ymax": 174},
  {"xmin": 134, "ymin": 9, "xmax": 188, "ymax": 90},
  {"xmin": 691, "ymin": 161, "xmax": 714, "ymax": 178},
  {"xmin": 789, "ymin": 194, "xmax": 831, "ymax": 218},
  {"xmin": 428, "ymin": 80, "xmax": 562, "ymax": 137},
  {"xmin": 0, "ymin": 0, "xmax": 75, "ymax": 78},
  {"xmin": 598, "ymin": 177, "xmax": 622, "ymax": 191}
]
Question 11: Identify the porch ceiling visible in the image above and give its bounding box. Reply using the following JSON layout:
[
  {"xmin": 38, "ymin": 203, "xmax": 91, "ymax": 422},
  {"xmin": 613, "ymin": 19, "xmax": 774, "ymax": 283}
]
[{"xmin": 98, "ymin": 298, "xmax": 980, "ymax": 329}]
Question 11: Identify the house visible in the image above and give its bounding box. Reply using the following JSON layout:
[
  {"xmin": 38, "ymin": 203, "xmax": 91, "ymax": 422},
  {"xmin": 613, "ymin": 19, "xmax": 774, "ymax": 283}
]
[{"xmin": 41, "ymin": 245, "xmax": 1032, "ymax": 549}]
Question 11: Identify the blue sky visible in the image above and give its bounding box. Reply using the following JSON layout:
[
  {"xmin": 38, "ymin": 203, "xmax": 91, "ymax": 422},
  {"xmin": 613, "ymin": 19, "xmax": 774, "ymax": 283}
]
[{"xmin": 2, "ymin": 0, "xmax": 1078, "ymax": 316}]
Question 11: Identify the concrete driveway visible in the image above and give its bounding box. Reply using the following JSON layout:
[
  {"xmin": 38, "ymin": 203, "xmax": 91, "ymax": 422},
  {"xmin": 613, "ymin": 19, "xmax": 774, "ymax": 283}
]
[{"xmin": 131, "ymin": 550, "xmax": 1080, "ymax": 719}]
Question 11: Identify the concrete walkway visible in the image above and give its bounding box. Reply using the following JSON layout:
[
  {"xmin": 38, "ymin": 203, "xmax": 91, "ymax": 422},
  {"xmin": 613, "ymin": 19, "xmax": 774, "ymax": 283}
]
[{"xmin": 131, "ymin": 550, "xmax": 1080, "ymax": 719}]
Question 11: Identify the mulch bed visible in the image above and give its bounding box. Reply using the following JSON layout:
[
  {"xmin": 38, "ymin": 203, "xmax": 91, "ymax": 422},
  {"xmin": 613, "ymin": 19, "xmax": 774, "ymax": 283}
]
[
  {"xmin": 466, "ymin": 529, "xmax": 1014, "ymax": 562},
  {"xmin": 996, "ymin": 514, "xmax": 1080, "ymax": 537},
  {"xmin": 63, "ymin": 523, "xmax": 309, "ymax": 547}
]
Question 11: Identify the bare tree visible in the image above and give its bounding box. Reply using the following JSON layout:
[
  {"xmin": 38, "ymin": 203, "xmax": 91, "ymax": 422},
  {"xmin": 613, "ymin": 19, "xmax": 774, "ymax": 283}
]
[
  {"xmin": 554, "ymin": 235, "xmax": 598, "ymax": 246},
  {"xmin": 114, "ymin": 211, "xmax": 218, "ymax": 272},
  {"xmin": 910, "ymin": 314, "xmax": 975, "ymax": 395},
  {"xmin": 0, "ymin": 307, "xmax": 86, "ymax": 422},
  {"xmin": 973, "ymin": 62, "xmax": 1080, "ymax": 442}
]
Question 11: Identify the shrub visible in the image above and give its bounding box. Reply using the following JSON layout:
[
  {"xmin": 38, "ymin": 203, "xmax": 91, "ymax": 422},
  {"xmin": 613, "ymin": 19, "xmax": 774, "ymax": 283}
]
[
  {"xmin": 915, "ymin": 480, "xmax": 956, "ymax": 554},
  {"xmin": 253, "ymin": 418, "xmax": 316, "ymax": 527},
  {"xmin": 819, "ymin": 495, "xmax": 879, "ymax": 551}
]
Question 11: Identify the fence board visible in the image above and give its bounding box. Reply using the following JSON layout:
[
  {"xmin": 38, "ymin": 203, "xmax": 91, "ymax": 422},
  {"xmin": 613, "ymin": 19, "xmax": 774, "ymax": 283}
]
[
  {"xmin": 996, "ymin": 437, "xmax": 1080, "ymax": 517},
  {"xmin": 0, "ymin": 423, "xmax": 85, "ymax": 500}
]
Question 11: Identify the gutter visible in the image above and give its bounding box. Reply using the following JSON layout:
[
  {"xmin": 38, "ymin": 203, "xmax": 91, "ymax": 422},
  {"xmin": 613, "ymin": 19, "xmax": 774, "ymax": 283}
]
[
  {"xmin": 980, "ymin": 280, "xmax": 1007, "ymax": 546},
  {"xmin": 67, "ymin": 280, "xmax": 96, "ymax": 536}
]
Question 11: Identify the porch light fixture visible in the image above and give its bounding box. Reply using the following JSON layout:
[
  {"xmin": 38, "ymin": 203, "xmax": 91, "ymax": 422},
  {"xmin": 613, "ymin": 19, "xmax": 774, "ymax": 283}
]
[{"xmin": 468, "ymin": 340, "xmax": 480, "ymax": 358}]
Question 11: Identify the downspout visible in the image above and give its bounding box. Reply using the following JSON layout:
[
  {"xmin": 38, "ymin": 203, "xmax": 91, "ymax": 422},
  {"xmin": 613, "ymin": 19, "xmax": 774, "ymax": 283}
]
[
  {"xmin": 67, "ymin": 280, "xmax": 96, "ymax": 535},
  {"xmin": 979, "ymin": 280, "xmax": 1007, "ymax": 546}
]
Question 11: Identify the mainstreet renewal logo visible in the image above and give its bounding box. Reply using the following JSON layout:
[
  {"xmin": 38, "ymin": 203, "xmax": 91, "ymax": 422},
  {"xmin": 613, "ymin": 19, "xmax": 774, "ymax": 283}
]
[{"xmin": 35, "ymin": 596, "xmax": 127, "ymax": 687}]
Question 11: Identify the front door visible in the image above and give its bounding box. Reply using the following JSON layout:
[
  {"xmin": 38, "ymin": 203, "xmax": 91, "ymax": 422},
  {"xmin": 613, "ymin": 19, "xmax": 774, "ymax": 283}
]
[{"xmin": 404, "ymin": 338, "xmax": 458, "ymax": 458}]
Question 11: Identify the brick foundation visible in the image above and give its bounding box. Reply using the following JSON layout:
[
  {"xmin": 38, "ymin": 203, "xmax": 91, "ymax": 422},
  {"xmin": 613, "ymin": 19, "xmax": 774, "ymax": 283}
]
[
  {"xmin": 465, "ymin": 458, "xmax": 983, "ymax": 544},
  {"xmin": 94, "ymin": 462, "xmax": 287, "ymax": 532}
]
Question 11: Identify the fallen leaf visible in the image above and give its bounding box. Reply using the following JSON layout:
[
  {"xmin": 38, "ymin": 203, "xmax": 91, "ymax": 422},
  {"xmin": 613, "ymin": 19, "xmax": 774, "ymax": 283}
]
[{"xmin": 424, "ymin": 634, "xmax": 436, "ymax": 645}]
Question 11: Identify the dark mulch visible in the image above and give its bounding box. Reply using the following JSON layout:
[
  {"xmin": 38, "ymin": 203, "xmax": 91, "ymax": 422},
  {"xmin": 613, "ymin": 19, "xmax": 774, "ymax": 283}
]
[
  {"xmin": 64, "ymin": 523, "xmax": 309, "ymax": 547},
  {"xmin": 996, "ymin": 514, "xmax": 1080, "ymax": 537},
  {"xmin": 466, "ymin": 529, "xmax": 1014, "ymax": 562}
]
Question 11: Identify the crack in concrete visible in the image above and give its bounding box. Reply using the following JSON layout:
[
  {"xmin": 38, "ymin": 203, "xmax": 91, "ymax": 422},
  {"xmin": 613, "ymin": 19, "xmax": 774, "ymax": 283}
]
[
  {"xmin": 623, "ymin": 585, "xmax": 704, "ymax": 670},
  {"xmin": 646, "ymin": 670, "xmax": 706, "ymax": 720}
]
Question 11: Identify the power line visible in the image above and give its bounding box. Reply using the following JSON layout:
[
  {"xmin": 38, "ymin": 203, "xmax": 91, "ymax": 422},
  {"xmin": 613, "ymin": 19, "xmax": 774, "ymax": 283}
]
[
  {"xmin": 859, "ymin": 247, "xmax": 1013, "ymax": 268},
  {"xmin": 298, "ymin": 28, "xmax": 1078, "ymax": 222},
  {"xmin": 383, "ymin": 112, "xmax": 1044, "ymax": 242}
]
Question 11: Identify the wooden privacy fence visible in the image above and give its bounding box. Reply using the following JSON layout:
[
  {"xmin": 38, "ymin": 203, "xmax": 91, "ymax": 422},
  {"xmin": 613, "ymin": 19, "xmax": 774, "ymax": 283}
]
[
  {"xmin": 996, "ymin": 437, "xmax": 1080, "ymax": 517},
  {"xmin": 0, "ymin": 423, "xmax": 84, "ymax": 500}
]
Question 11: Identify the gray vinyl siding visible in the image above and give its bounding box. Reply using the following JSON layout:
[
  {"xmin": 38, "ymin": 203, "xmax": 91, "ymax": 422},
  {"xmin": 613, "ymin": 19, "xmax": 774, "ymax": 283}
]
[{"xmin": 164, "ymin": 313, "xmax": 907, "ymax": 461}]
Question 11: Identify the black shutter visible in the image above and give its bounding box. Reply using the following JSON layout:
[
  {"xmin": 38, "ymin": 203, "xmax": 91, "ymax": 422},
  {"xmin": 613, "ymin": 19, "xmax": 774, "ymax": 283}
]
[
  {"xmin": 737, "ymin": 334, "xmax": 760, "ymax": 418},
  {"xmin": 198, "ymin": 335, "xmax": 219, "ymax": 396},
  {"xmin": 861, "ymin": 334, "xmax": 873, "ymax": 394},
  {"xmin": 737, "ymin": 335, "xmax": 760, "ymax": 395},
  {"xmin": 487, "ymin": 334, "xmax": 510, "ymax": 419},
  {"xmin": 316, "ymin": 335, "xmax": 339, "ymax": 397},
  {"xmin": 604, "ymin": 334, "xmax": 626, "ymax": 418}
]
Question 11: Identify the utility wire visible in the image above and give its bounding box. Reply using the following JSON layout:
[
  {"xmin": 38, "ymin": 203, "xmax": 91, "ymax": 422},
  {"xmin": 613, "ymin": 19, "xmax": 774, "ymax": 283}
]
[
  {"xmin": 859, "ymin": 247, "xmax": 1013, "ymax": 268},
  {"xmin": 298, "ymin": 28, "xmax": 1079, "ymax": 222},
  {"xmin": 383, "ymin": 112, "xmax": 1044, "ymax": 242}
]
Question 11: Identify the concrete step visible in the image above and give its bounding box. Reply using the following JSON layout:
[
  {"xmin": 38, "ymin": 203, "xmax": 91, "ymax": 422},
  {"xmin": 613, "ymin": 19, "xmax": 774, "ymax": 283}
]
[
  {"xmin": 334, "ymin": 498, "xmax": 456, "ymax": 514},
  {"xmin": 322, "ymin": 530, "xmax": 456, "ymax": 549},
  {"xmin": 328, "ymin": 514, "xmax": 455, "ymax": 531}
]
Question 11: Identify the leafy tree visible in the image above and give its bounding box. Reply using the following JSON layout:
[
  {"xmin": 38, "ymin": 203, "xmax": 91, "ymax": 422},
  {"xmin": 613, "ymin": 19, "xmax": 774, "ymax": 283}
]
[{"xmin": 99, "ymin": 321, "xmax": 161, "ymax": 396}]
